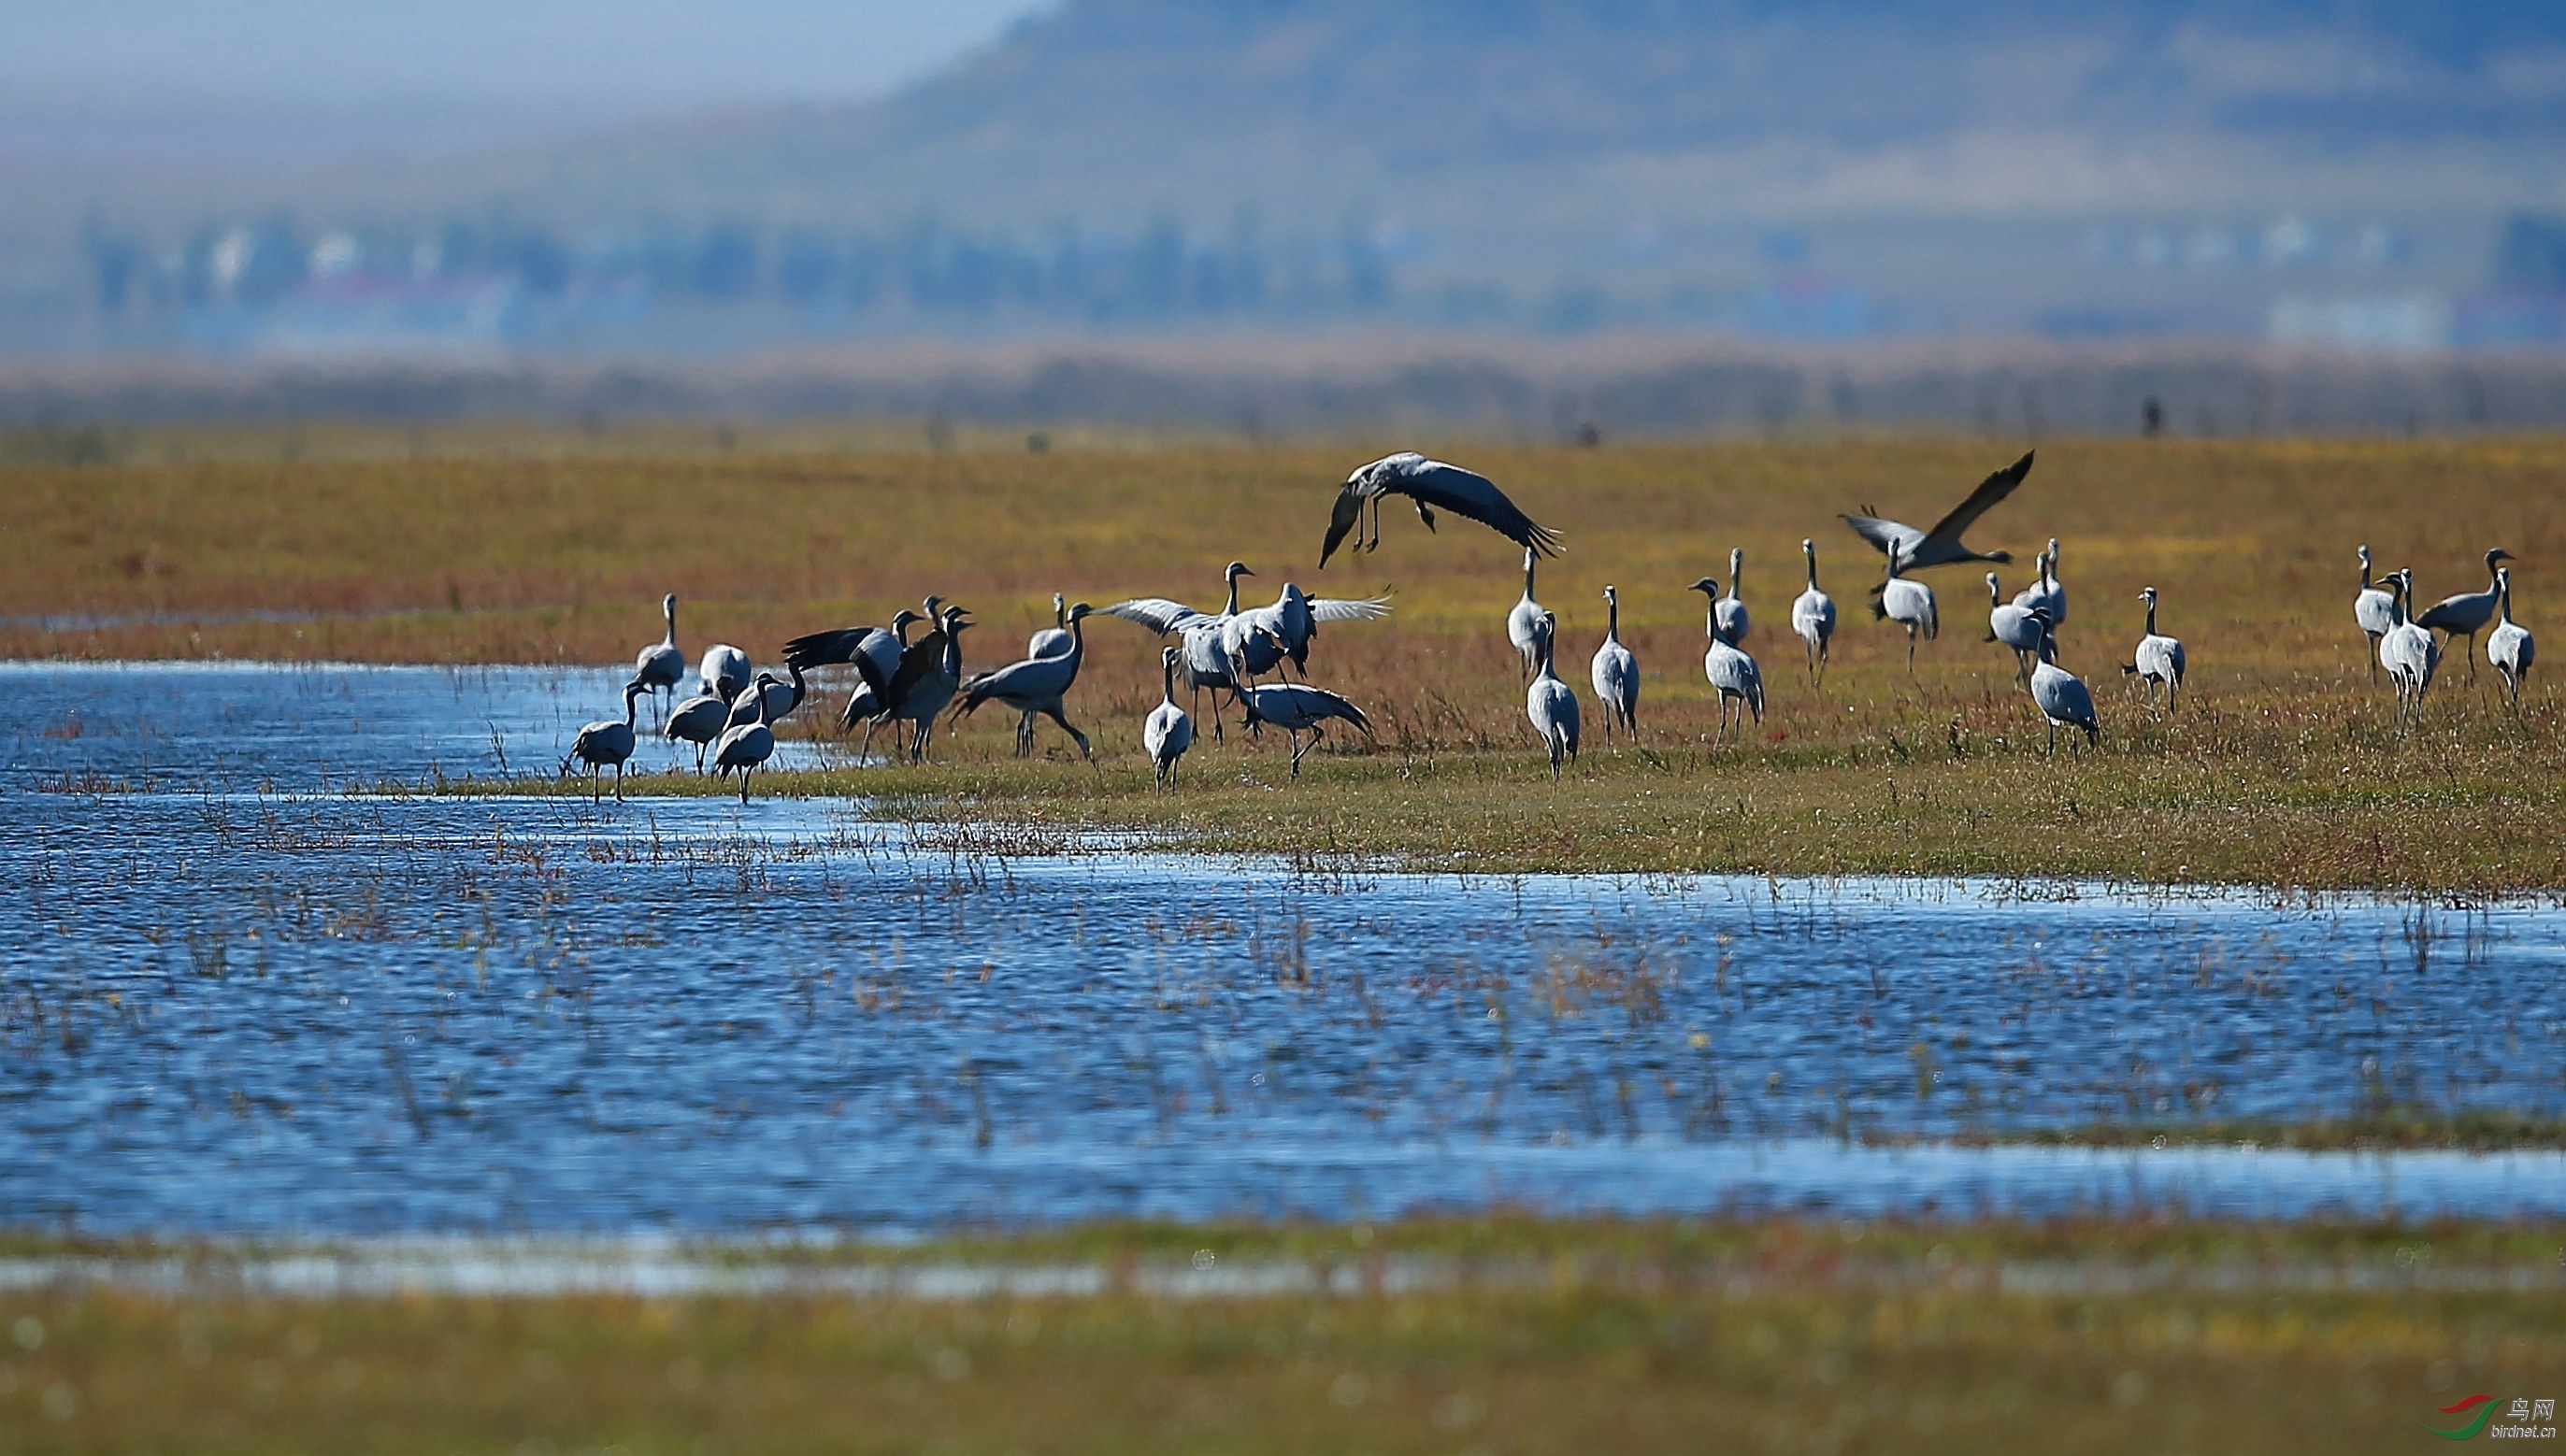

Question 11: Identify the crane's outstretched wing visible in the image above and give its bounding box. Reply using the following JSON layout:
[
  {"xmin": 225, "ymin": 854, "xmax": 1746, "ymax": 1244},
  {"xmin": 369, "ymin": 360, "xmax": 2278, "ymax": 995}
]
[
  {"xmin": 1839, "ymin": 511, "xmax": 1922, "ymax": 560},
  {"xmin": 1397, "ymin": 458, "xmax": 1562, "ymax": 558},
  {"xmin": 1100, "ymin": 598, "xmax": 1209, "ymax": 635},
  {"xmin": 1309, "ymin": 591, "xmax": 1395, "ymax": 622},
  {"xmin": 1922, "ymin": 450, "xmax": 2035, "ymax": 547},
  {"xmin": 781, "ymin": 625, "xmax": 885, "ymax": 670}
]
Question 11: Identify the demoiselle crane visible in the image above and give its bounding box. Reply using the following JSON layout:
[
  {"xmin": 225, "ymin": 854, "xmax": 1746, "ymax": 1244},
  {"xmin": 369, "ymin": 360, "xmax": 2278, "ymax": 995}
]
[
  {"xmin": 1320, "ymin": 452, "xmax": 1562, "ymax": 566},
  {"xmin": 1102, "ymin": 562, "xmax": 1257, "ymax": 736},
  {"xmin": 1506, "ymin": 547, "xmax": 1547, "ymax": 679},
  {"xmin": 1142, "ymin": 646, "xmax": 1194, "ymax": 791},
  {"xmin": 783, "ymin": 607, "xmax": 925, "ymax": 756},
  {"xmin": 1029, "ymin": 593, "xmax": 1074, "ymax": 660},
  {"xmin": 2025, "ymin": 609, "xmax": 2097, "ymax": 755},
  {"xmin": 2415, "ymin": 548, "xmax": 2516, "ymax": 678},
  {"xmin": 958, "ymin": 603, "xmax": 1096, "ymax": 759},
  {"xmin": 1790, "ymin": 539, "xmax": 1836, "ymax": 686},
  {"xmin": 1526, "ymin": 611, "xmax": 1581, "ymax": 779},
  {"xmin": 662, "ymin": 690, "xmax": 729, "ymax": 772},
  {"xmin": 726, "ymin": 660, "xmax": 806, "ymax": 730},
  {"xmin": 2354, "ymin": 546, "xmax": 2397, "ymax": 680},
  {"xmin": 2124, "ymin": 586, "xmax": 2187, "ymax": 711},
  {"xmin": 562, "ymin": 679, "xmax": 646, "ymax": 801},
  {"xmin": 711, "ymin": 676, "xmax": 778, "ymax": 803},
  {"xmin": 698, "ymin": 643, "xmax": 751, "ymax": 705},
  {"xmin": 2011, "ymin": 539, "xmax": 2066, "ymax": 626},
  {"xmin": 1715, "ymin": 548, "xmax": 1749, "ymax": 645},
  {"xmin": 1589, "ymin": 585, "xmax": 1639, "ymax": 742},
  {"xmin": 1238, "ymin": 684, "xmax": 1371, "ymax": 778},
  {"xmin": 1875, "ymin": 545, "xmax": 1939, "ymax": 673},
  {"xmin": 2380, "ymin": 569, "xmax": 2440, "ymax": 717},
  {"xmin": 1698, "ymin": 592, "xmax": 1764, "ymax": 746},
  {"xmin": 851, "ymin": 604, "xmax": 972, "ymax": 762},
  {"xmin": 2488, "ymin": 565, "xmax": 2534, "ymax": 707},
  {"xmin": 1233, "ymin": 580, "xmax": 1393, "ymax": 678},
  {"xmin": 1841, "ymin": 450, "xmax": 2032, "ymax": 580},
  {"xmin": 1985, "ymin": 573, "xmax": 2043, "ymax": 687},
  {"xmin": 633, "ymin": 594, "xmax": 685, "ymax": 717}
]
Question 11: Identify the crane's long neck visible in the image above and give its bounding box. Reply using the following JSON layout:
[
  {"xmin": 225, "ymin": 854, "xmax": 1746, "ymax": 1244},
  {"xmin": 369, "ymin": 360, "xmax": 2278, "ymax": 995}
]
[
  {"xmin": 1522, "ymin": 550, "xmax": 1537, "ymax": 596},
  {"xmin": 1727, "ymin": 551, "xmax": 1742, "ymax": 600},
  {"xmin": 1606, "ymin": 593, "xmax": 1620, "ymax": 642},
  {"xmin": 1223, "ymin": 577, "xmax": 1240, "ymax": 616},
  {"xmin": 2488, "ymin": 557, "xmax": 2506, "ymax": 591},
  {"xmin": 1805, "ymin": 549, "xmax": 1819, "ymax": 592},
  {"xmin": 662, "ymin": 601, "xmax": 679, "ymax": 649},
  {"xmin": 782, "ymin": 661, "xmax": 806, "ymax": 709},
  {"xmin": 1162, "ymin": 656, "xmax": 1179, "ymax": 706},
  {"xmin": 2144, "ymin": 599, "xmax": 2157, "ymax": 636},
  {"xmin": 1987, "ymin": 577, "xmax": 2000, "ymax": 606},
  {"xmin": 2500, "ymin": 577, "xmax": 2516, "ymax": 624},
  {"xmin": 2358, "ymin": 553, "xmax": 2373, "ymax": 591},
  {"xmin": 624, "ymin": 692, "xmax": 638, "ymax": 729}
]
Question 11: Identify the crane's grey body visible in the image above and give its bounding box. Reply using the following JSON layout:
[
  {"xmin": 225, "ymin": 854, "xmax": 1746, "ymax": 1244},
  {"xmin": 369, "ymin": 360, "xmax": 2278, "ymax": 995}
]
[
  {"xmin": 1715, "ymin": 548, "xmax": 1749, "ymax": 645},
  {"xmin": 662, "ymin": 690, "xmax": 729, "ymax": 772},
  {"xmin": 1874, "ymin": 546, "xmax": 1940, "ymax": 673},
  {"xmin": 2026, "ymin": 610, "xmax": 2097, "ymax": 754},
  {"xmin": 726, "ymin": 660, "xmax": 806, "ymax": 730},
  {"xmin": 2379, "ymin": 569, "xmax": 2440, "ymax": 716},
  {"xmin": 1842, "ymin": 450, "xmax": 2031, "ymax": 579},
  {"xmin": 1525, "ymin": 612, "xmax": 1581, "ymax": 779},
  {"xmin": 2126, "ymin": 586, "xmax": 2186, "ymax": 711},
  {"xmin": 1589, "ymin": 585, "xmax": 1639, "ymax": 742},
  {"xmin": 564, "ymin": 680, "xmax": 647, "ymax": 800},
  {"xmin": 873, "ymin": 606, "xmax": 972, "ymax": 762},
  {"xmin": 1239, "ymin": 683, "xmax": 1370, "ymax": 777},
  {"xmin": 697, "ymin": 643, "xmax": 752, "ymax": 705},
  {"xmin": 1506, "ymin": 547, "xmax": 1547, "ymax": 679},
  {"xmin": 633, "ymin": 594, "xmax": 685, "ymax": 716},
  {"xmin": 1102, "ymin": 563, "xmax": 1259, "ymax": 738},
  {"xmin": 2010, "ymin": 540, "xmax": 2066, "ymax": 627},
  {"xmin": 1142, "ymin": 646, "xmax": 1194, "ymax": 791},
  {"xmin": 711, "ymin": 674, "xmax": 778, "ymax": 802},
  {"xmin": 781, "ymin": 607, "xmax": 925, "ymax": 759},
  {"xmin": 1322, "ymin": 451, "xmax": 1562, "ymax": 565},
  {"xmin": 2415, "ymin": 548, "xmax": 2516, "ymax": 678},
  {"xmin": 1790, "ymin": 538, "xmax": 1837, "ymax": 686},
  {"xmin": 960, "ymin": 603, "xmax": 1096, "ymax": 759},
  {"xmin": 2353, "ymin": 546, "xmax": 2397, "ymax": 680},
  {"xmin": 1028, "ymin": 593, "xmax": 1075, "ymax": 661},
  {"xmin": 1986, "ymin": 572, "xmax": 2043, "ymax": 687},
  {"xmin": 2488, "ymin": 566, "xmax": 2534, "ymax": 707}
]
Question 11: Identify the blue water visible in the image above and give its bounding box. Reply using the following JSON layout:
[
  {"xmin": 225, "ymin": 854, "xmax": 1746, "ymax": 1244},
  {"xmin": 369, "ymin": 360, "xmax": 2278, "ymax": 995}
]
[{"xmin": 5, "ymin": 664, "xmax": 2562, "ymax": 1233}]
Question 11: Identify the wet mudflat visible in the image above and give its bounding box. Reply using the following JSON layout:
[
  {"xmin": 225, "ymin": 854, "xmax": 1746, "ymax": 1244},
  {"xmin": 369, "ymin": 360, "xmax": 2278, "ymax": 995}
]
[{"xmin": 5, "ymin": 664, "xmax": 2563, "ymax": 1234}]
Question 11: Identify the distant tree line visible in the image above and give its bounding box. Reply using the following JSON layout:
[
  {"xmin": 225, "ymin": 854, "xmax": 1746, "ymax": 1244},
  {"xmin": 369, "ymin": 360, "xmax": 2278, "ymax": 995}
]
[{"xmin": 78, "ymin": 213, "xmax": 1405, "ymax": 325}]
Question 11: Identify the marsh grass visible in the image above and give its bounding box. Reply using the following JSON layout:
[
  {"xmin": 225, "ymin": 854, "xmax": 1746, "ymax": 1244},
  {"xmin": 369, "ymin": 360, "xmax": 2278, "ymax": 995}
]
[
  {"xmin": 0, "ymin": 1216, "xmax": 2555, "ymax": 1455},
  {"xmin": 13, "ymin": 433, "xmax": 2566, "ymax": 888}
]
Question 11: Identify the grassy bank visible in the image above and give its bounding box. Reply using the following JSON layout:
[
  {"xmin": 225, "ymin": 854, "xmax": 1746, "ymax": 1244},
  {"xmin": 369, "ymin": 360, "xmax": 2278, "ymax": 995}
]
[
  {"xmin": 1, "ymin": 1217, "xmax": 2557, "ymax": 1454},
  {"xmin": 14, "ymin": 431, "xmax": 2566, "ymax": 887}
]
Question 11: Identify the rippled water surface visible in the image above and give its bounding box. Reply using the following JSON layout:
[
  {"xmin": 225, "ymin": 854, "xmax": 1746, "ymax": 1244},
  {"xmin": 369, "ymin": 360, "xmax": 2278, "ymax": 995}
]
[{"xmin": 6, "ymin": 664, "xmax": 2564, "ymax": 1233}]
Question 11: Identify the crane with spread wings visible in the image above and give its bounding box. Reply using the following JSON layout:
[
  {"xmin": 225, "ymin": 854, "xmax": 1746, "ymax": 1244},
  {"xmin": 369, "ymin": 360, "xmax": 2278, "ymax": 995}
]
[{"xmin": 1321, "ymin": 452, "xmax": 1562, "ymax": 566}]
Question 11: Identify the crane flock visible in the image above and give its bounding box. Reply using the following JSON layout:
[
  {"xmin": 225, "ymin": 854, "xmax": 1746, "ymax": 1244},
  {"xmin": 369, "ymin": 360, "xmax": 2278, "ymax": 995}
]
[{"xmin": 560, "ymin": 450, "xmax": 2539, "ymax": 796}]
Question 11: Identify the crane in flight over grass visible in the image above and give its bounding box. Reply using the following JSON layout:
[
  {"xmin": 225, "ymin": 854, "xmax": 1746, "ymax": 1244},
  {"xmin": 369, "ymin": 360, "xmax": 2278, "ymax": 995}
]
[
  {"xmin": 1321, "ymin": 452, "xmax": 1562, "ymax": 566},
  {"xmin": 1841, "ymin": 450, "xmax": 2033, "ymax": 589}
]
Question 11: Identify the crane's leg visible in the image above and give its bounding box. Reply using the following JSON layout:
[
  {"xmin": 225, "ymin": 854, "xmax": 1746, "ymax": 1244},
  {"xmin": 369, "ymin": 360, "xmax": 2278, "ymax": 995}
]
[
  {"xmin": 2464, "ymin": 631, "xmax": 2479, "ymax": 679},
  {"xmin": 2046, "ymin": 720, "xmax": 2057, "ymax": 757},
  {"xmin": 2366, "ymin": 634, "xmax": 2380, "ymax": 683},
  {"xmin": 1046, "ymin": 707, "xmax": 1092, "ymax": 762},
  {"xmin": 1906, "ymin": 627, "xmax": 1918, "ymax": 675},
  {"xmin": 1817, "ymin": 637, "xmax": 1829, "ymax": 690},
  {"xmin": 614, "ymin": 763, "xmax": 624, "ymax": 801}
]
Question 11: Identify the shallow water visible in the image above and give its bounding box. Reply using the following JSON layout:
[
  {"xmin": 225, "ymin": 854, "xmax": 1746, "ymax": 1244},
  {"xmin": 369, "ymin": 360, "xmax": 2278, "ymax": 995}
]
[{"xmin": 6, "ymin": 664, "xmax": 2564, "ymax": 1234}]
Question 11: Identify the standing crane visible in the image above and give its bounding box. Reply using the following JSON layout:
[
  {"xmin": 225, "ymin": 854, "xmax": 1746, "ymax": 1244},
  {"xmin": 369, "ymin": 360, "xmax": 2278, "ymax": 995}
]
[
  {"xmin": 957, "ymin": 603, "xmax": 1097, "ymax": 759},
  {"xmin": 2353, "ymin": 546, "xmax": 2397, "ymax": 681},
  {"xmin": 697, "ymin": 642, "xmax": 752, "ymax": 705},
  {"xmin": 1506, "ymin": 547, "xmax": 1548, "ymax": 680},
  {"xmin": 1715, "ymin": 548, "xmax": 1749, "ymax": 645},
  {"xmin": 2379, "ymin": 569, "xmax": 2440, "ymax": 717},
  {"xmin": 1238, "ymin": 684, "xmax": 1372, "ymax": 778},
  {"xmin": 711, "ymin": 676, "xmax": 778, "ymax": 802},
  {"xmin": 2415, "ymin": 548, "xmax": 2516, "ymax": 678},
  {"xmin": 1143, "ymin": 646, "xmax": 1195, "ymax": 791},
  {"xmin": 1526, "ymin": 612, "xmax": 1581, "ymax": 780},
  {"xmin": 2124, "ymin": 585, "xmax": 2187, "ymax": 712},
  {"xmin": 1589, "ymin": 585, "xmax": 1639, "ymax": 742},
  {"xmin": 1790, "ymin": 539, "xmax": 1837, "ymax": 687},
  {"xmin": 633, "ymin": 594, "xmax": 685, "ymax": 718},
  {"xmin": 2487, "ymin": 565, "xmax": 2535, "ymax": 707},
  {"xmin": 1986, "ymin": 573, "xmax": 2043, "ymax": 688},
  {"xmin": 1876, "ymin": 545, "xmax": 1939, "ymax": 673},
  {"xmin": 2025, "ymin": 609, "xmax": 2098, "ymax": 755},
  {"xmin": 563, "ymin": 680, "xmax": 646, "ymax": 800}
]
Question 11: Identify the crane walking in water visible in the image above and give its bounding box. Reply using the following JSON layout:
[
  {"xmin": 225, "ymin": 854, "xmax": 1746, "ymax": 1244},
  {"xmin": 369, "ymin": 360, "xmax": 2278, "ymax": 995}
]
[
  {"xmin": 712, "ymin": 676, "xmax": 779, "ymax": 802},
  {"xmin": 633, "ymin": 595, "xmax": 685, "ymax": 719},
  {"xmin": 2123, "ymin": 586, "xmax": 2187, "ymax": 712},
  {"xmin": 663, "ymin": 688, "xmax": 729, "ymax": 772},
  {"xmin": 1589, "ymin": 585, "xmax": 1639, "ymax": 742},
  {"xmin": 1525, "ymin": 611, "xmax": 1580, "ymax": 779},
  {"xmin": 564, "ymin": 680, "xmax": 647, "ymax": 800},
  {"xmin": 1790, "ymin": 539, "xmax": 1836, "ymax": 686},
  {"xmin": 1142, "ymin": 646, "xmax": 1194, "ymax": 791},
  {"xmin": 1321, "ymin": 452, "xmax": 1562, "ymax": 565}
]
